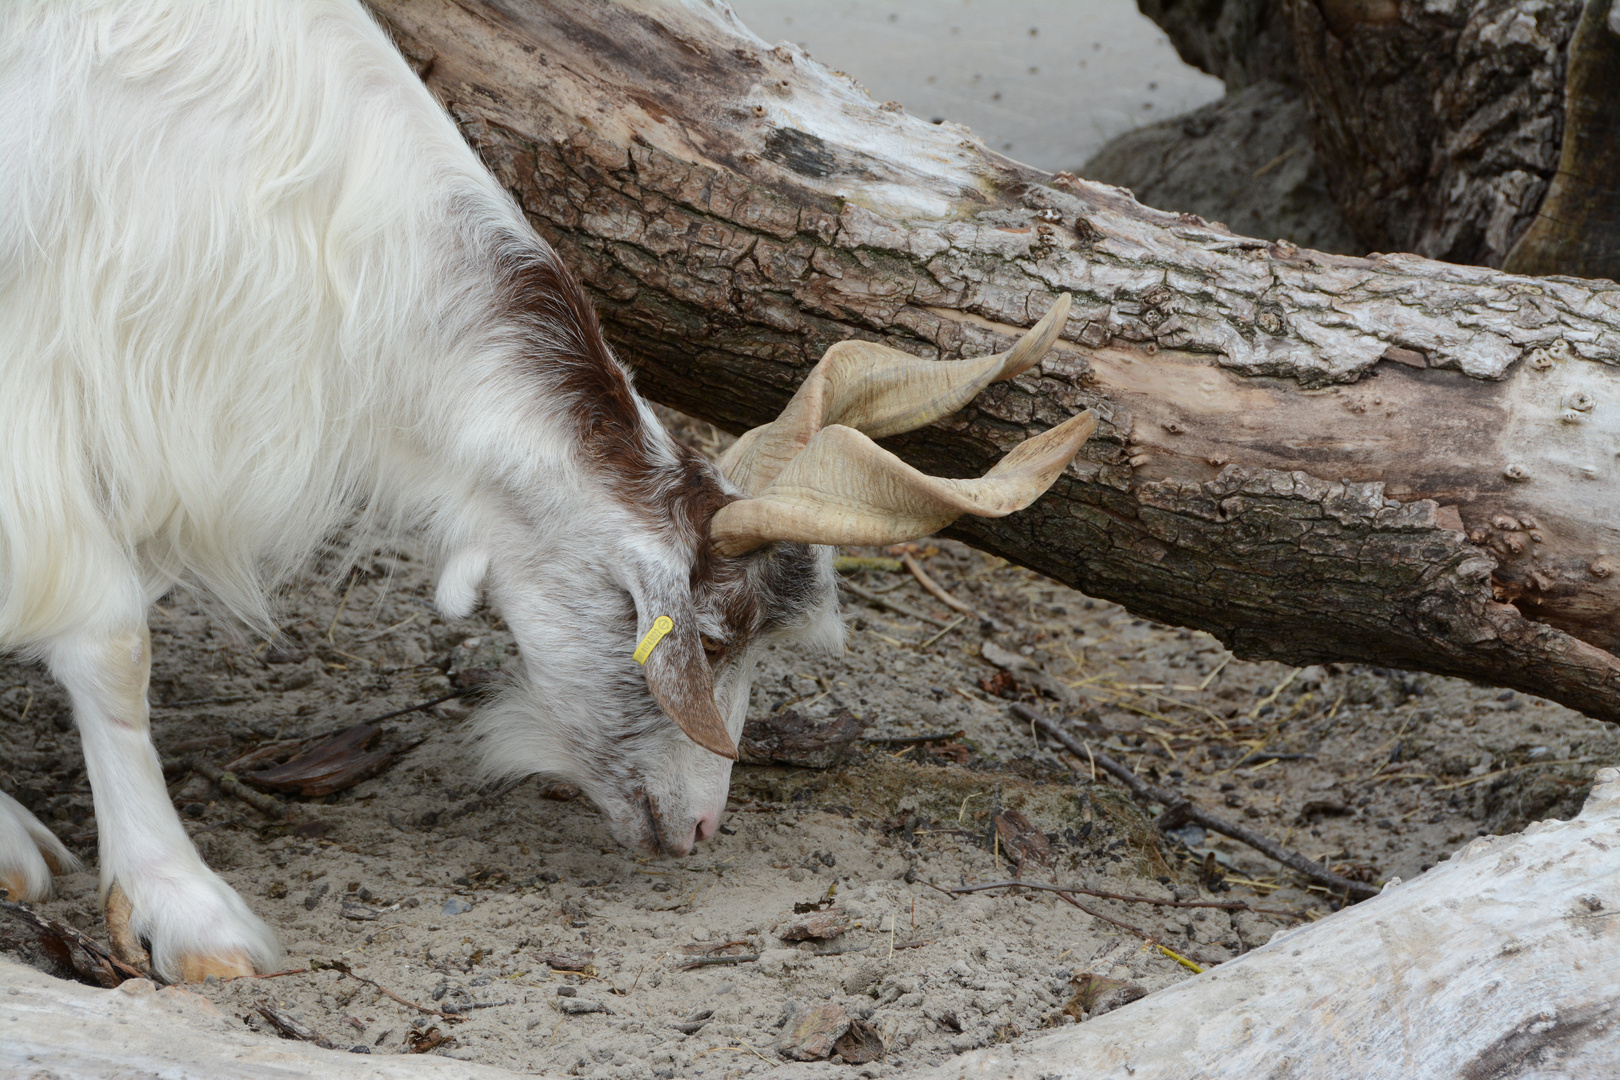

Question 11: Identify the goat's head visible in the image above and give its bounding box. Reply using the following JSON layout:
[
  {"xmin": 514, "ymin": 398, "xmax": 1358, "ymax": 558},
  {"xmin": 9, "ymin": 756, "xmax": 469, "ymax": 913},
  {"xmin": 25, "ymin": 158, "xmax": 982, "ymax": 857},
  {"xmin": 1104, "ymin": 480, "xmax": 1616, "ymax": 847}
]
[{"xmin": 450, "ymin": 252, "xmax": 1092, "ymax": 856}]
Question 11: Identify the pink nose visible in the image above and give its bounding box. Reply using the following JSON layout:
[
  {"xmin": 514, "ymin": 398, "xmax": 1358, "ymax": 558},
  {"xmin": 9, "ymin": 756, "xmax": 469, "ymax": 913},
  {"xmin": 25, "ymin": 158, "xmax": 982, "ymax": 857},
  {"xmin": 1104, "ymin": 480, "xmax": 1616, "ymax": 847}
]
[{"xmin": 693, "ymin": 811, "xmax": 721, "ymax": 845}]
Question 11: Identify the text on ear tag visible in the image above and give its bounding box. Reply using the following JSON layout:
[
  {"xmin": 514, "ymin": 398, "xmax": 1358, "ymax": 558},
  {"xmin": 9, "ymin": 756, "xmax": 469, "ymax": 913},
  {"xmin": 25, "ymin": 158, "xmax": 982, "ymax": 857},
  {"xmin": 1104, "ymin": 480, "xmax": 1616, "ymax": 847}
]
[{"xmin": 632, "ymin": 615, "xmax": 675, "ymax": 665}]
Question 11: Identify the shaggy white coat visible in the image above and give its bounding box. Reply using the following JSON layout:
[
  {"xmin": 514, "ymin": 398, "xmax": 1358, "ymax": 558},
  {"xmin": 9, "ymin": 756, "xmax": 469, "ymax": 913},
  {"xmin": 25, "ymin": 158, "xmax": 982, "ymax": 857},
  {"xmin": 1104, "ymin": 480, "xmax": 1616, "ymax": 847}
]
[{"xmin": 0, "ymin": 1, "xmax": 840, "ymax": 980}]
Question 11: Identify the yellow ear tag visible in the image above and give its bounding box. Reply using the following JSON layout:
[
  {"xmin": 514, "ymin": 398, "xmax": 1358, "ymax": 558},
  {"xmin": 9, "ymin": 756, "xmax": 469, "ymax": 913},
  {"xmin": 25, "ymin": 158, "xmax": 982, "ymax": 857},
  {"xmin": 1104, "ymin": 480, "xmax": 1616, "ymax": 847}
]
[{"xmin": 633, "ymin": 615, "xmax": 675, "ymax": 665}]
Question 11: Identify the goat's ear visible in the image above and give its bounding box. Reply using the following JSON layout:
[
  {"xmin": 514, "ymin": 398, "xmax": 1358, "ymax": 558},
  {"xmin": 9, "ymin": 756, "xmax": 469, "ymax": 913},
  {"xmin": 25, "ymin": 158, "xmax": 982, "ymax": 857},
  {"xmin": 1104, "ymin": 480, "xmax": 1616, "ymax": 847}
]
[
  {"xmin": 436, "ymin": 547, "xmax": 490, "ymax": 618},
  {"xmin": 639, "ymin": 613, "xmax": 738, "ymax": 760}
]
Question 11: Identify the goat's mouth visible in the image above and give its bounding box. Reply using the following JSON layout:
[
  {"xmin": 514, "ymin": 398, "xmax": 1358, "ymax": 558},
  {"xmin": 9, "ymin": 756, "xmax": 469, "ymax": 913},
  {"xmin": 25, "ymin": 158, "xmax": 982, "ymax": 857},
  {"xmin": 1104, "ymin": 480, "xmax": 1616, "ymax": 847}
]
[{"xmin": 633, "ymin": 789, "xmax": 689, "ymax": 858}]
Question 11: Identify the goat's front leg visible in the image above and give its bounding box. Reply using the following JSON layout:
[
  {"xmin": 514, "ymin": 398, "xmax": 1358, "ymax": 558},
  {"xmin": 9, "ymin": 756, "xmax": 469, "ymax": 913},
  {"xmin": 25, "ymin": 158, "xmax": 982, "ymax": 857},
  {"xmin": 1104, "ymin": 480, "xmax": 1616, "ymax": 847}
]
[{"xmin": 48, "ymin": 625, "xmax": 279, "ymax": 981}]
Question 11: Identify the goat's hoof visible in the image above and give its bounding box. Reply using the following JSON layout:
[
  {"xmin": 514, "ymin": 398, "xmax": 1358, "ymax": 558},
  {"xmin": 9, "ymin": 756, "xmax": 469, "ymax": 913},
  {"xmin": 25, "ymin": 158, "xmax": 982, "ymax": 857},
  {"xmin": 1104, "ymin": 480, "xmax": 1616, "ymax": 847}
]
[
  {"xmin": 101, "ymin": 870, "xmax": 280, "ymax": 980},
  {"xmin": 176, "ymin": 950, "xmax": 255, "ymax": 982},
  {"xmin": 0, "ymin": 868, "xmax": 41, "ymax": 903},
  {"xmin": 0, "ymin": 791, "xmax": 81, "ymax": 901},
  {"xmin": 105, "ymin": 883, "xmax": 152, "ymax": 971}
]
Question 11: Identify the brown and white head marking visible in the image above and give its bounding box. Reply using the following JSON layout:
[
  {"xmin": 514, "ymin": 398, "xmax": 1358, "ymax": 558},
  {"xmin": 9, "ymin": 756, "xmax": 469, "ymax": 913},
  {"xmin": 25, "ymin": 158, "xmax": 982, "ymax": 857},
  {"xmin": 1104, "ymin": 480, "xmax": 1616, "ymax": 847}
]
[{"xmin": 452, "ymin": 248, "xmax": 1091, "ymax": 856}]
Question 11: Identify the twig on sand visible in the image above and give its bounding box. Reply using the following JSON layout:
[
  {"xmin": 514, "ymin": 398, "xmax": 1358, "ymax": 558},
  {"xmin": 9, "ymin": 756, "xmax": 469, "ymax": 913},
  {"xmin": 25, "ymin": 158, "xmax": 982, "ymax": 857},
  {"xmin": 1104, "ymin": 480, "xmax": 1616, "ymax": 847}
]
[
  {"xmin": 357, "ymin": 686, "xmax": 486, "ymax": 725},
  {"xmin": 925, "ymin": 875, "xmax": 1205, "ymax": 963},
  {"xmin": 901, "ymin": 553, "xmax": 998, "ymax": 630},
  {"xmin": 839, "ymin": 577, "xmax": 952, "ymax": 629},
  {"xmin": 257, "ymin": 1004, "xmax": 337, "ymax": 1048},
  {"xmin": 312, "ymin": 958, "xmax": 466, "ymax": 1022},
  {"xmin": 1011, "ymin": 703, "xmax": 1379, "ymax": 902},
  {"xmin": 944, "ymin": 880, "xmax": 1309, "ymax": 919},
  {"xmin": 917, "ymin": 614, "xmax": 968, "ymax": 649},
  {"xmin": 677, "ymin": 953, "xmax": 760, "ymax": 971},
  {"xmin": 185, "ymin": 758, "xmax": 302, "ymax": 821}
]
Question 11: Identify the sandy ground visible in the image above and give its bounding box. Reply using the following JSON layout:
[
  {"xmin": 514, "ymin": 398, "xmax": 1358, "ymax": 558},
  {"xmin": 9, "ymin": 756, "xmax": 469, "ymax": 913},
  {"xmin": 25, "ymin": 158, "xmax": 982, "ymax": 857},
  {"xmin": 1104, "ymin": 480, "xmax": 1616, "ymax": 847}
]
[
  {"xmin": 726, "ymin": 0, "xmax": 1223, "ymax": 171},
  {"xmin": 4, "ymin": 409, "xmax": 1616, "ymax": 1075}
]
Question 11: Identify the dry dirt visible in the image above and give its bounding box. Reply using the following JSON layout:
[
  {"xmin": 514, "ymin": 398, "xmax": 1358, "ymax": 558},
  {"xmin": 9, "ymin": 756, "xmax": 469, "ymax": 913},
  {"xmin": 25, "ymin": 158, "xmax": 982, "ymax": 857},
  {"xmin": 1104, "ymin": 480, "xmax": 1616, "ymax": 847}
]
[{"xmin": 3, "ymin": 426, "xmax": 1617, "ymax": 1077}]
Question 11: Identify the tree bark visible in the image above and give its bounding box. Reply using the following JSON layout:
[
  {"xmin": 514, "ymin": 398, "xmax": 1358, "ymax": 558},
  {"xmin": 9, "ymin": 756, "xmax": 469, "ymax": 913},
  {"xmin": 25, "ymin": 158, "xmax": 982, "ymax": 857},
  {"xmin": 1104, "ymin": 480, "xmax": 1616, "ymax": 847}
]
[
  {"xmin": 368, "ymin": 0, "xmax": 1620, "ymax": 723},
  {"xmin": 1143, "ymin": 1, "xmax": 1615, "ymax": 274},
  {"xmin": 1504, "ymin": 0, "xmax": 1620, "ymax": 277},
  {"xmin": 1138, "ymin": 0, "xmax": 1300, "ymax": 90},
  {"xmin": 1288, "ymin": 0, "xmax": 1579, "ymax": 269}
]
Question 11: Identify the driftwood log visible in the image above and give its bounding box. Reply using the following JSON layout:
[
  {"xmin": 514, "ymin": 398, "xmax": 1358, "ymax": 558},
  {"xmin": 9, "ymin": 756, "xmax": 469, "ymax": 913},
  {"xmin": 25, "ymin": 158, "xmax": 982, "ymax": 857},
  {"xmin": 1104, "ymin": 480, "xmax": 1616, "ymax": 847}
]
[{"xmin": 367, "ymin": 0, "xmax": 1620, "ymax": 723}]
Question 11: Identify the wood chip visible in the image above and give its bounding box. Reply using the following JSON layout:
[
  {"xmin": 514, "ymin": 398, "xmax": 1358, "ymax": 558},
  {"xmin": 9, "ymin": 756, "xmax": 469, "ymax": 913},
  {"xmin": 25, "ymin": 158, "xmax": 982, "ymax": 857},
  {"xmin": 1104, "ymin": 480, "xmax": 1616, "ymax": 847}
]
[
  {"xmin": 406, "ymin": 1025, "xmax": 454, "ymax": 1053},
  {"xmin": 834, "ymin": 1018, "xmax": 885, "ymax": 1064},
  {"xmin": 993, "ymin": 809, "xmax": 1051, "ymax": 869},
  {"xmin": 244, "ymin": 723, "xmax": 395, "ymax": 797},
  {"xmin": 776, "ymin": 1001, "xmax": 849, "ymax": 1061},
  {"xmin": 533, "ymin": 950, "xmax": 595, "ymax": 972},
  {"xmin": 1063, "ymin": 973, "xmax": 1146, "ymax": 1020},
  {"xmin": 777, "ymin": 908, "xmax": 852, "ymax": 941},
  {"xmin": 739, "ymin": 708, "xmax": 867, "ymax": 769}
]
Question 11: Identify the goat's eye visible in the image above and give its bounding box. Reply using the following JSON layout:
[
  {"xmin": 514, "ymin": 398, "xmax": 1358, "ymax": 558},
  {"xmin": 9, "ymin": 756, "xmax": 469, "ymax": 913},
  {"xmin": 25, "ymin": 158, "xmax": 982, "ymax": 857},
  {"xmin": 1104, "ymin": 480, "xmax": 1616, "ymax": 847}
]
[{"xmin": 700, "ymin": 635, "xmax": 725, "ymax": 657}]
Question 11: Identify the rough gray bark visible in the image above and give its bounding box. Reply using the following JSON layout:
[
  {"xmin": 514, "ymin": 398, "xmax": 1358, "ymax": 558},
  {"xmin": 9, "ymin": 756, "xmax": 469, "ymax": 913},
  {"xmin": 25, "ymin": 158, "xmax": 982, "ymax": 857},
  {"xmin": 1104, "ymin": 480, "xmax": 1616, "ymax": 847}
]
[
  {"xmin": 367, "ymin": 0, "xmax": 1620, "ymax": 723},
  {"xmin": 1287, "ymin": 0, "xmax": 1579, "ymax": 268},
  {"xmin": 1139, "ymin": 0, "xmax": 1584, "ymax": 270},
  {"xmin": 1505, "ymin": 0, "xmax": 1620, "ymax": 277},
  {"xmin": 1138, "ymin": 0, "xmax": 1299, "ymax": 89}
]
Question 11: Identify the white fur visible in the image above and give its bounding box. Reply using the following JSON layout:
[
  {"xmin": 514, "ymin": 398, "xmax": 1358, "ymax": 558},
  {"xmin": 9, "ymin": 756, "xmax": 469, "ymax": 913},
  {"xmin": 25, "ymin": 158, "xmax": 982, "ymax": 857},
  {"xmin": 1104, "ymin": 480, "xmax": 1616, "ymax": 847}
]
[
  {"xmin": 0, "ymin": 0, "xmax": 567, "ymax": 975},
  {"xmin": 1, "ymin": 0, "xmax": 844, "ymax": 977},
  {"xmin": 435, "ymin": 547, "xmax": 490, "ymax": 619}
]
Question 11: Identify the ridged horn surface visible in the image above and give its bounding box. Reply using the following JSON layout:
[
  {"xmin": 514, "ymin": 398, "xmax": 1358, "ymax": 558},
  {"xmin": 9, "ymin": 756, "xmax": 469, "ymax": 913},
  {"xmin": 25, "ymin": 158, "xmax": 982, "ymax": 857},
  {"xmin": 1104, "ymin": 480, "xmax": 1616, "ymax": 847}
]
[
  {"xmin": 718, "ymin": 295, "xmax": 1073, "ymax": 495},
  {"xmin": 709, "ymin": 409, "xmax": 1096, "ymax": 557}
]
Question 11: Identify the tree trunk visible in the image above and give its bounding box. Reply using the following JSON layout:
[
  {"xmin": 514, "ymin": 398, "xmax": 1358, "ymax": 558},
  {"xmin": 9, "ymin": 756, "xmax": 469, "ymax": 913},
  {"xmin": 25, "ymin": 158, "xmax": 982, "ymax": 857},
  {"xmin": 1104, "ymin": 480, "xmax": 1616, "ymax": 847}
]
[
  {"xmin": 1504, "ymin": 0, "xmax": 1620, "ymax": 277},
  {"xmin": 1144, "ymin": 0, "xmax": 1587, "ymax": 270},
  {"xmin": 367, "ymin": 0, "xmax": 1620, "ymax": 722},
  {"xmin": 1288, "ymin": 0, "xmax": 1579, "ymax": 269}
]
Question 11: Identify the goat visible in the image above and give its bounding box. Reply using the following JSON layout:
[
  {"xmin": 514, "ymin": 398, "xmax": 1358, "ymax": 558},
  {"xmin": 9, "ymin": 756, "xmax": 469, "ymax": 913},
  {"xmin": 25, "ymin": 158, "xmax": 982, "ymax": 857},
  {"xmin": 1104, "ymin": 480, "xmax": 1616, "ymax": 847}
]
[{"xmin": 0, "ymin": 1, "xmax": 1093, "ymax": 982}]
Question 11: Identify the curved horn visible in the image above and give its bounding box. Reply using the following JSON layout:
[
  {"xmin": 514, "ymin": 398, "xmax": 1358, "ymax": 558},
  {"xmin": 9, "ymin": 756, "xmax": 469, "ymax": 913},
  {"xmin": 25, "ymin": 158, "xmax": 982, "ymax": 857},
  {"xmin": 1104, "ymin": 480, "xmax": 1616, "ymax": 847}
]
[
  {"xmin": 709, "ymin": 409, "xmax": 1096, "ymax": 557},
  {"xmin": 718, "ymin": 295, "xmax": 1073, "ymax": 495}
]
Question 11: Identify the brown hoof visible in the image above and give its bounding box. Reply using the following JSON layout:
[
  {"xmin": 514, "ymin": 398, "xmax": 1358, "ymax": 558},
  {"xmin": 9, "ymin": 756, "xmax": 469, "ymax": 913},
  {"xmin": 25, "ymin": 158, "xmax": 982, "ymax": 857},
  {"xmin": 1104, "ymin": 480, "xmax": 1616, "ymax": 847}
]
[
  {"xmin": 105, "ymin": 883, "xmax": 152, "ymax": 971},
  {"xmin": 0, "ymin": 868, "xmax": 46, "ymax": 902},
  {"xmin": 176, "ymin": 950, "xmax": 255, "ymax": 982}
]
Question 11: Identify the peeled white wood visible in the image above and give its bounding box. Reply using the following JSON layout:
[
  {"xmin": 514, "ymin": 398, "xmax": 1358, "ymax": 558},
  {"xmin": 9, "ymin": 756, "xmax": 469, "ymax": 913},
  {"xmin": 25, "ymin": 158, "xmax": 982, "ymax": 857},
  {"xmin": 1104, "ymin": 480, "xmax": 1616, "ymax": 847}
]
[{"xmin": 0, "ymin": 962, "xmax": 537, "ymax": 1079}]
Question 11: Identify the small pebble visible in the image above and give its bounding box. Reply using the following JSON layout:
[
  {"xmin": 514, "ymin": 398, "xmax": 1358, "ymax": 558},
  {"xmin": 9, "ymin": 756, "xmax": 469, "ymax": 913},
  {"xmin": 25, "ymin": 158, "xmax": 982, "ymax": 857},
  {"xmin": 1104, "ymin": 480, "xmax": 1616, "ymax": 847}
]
[{"xmin": 442, "ymin": 898, "xmax": 473, "ymax": 915}]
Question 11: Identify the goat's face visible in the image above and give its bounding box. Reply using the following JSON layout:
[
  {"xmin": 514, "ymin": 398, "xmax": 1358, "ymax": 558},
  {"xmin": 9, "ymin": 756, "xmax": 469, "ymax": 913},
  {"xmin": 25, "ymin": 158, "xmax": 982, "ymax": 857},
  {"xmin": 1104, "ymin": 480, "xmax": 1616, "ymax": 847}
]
[
  {"xmin": 457, "ymin": 249, "xmax": 1083, "ymax": 858},
  {"xmin": 451, "ymin": 512, "xmax": 842, "ymax": 858}
]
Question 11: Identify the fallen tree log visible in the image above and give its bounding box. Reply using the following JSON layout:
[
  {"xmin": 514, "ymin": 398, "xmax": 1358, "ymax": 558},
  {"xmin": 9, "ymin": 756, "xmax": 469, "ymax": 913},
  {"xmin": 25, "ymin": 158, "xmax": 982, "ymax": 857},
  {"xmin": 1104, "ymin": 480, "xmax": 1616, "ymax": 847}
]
[{"xmin": 369, "ymin": 0, "xmax": 1620, "ymax": 721}]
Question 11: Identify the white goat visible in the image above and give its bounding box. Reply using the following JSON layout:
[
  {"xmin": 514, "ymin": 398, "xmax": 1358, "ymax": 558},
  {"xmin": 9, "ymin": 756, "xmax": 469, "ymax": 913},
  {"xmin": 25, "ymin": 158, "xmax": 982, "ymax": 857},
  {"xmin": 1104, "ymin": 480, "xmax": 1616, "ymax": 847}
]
[{"xmin": 0, "ymin": 0, "xmax": 1092, "ymax": 982}]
